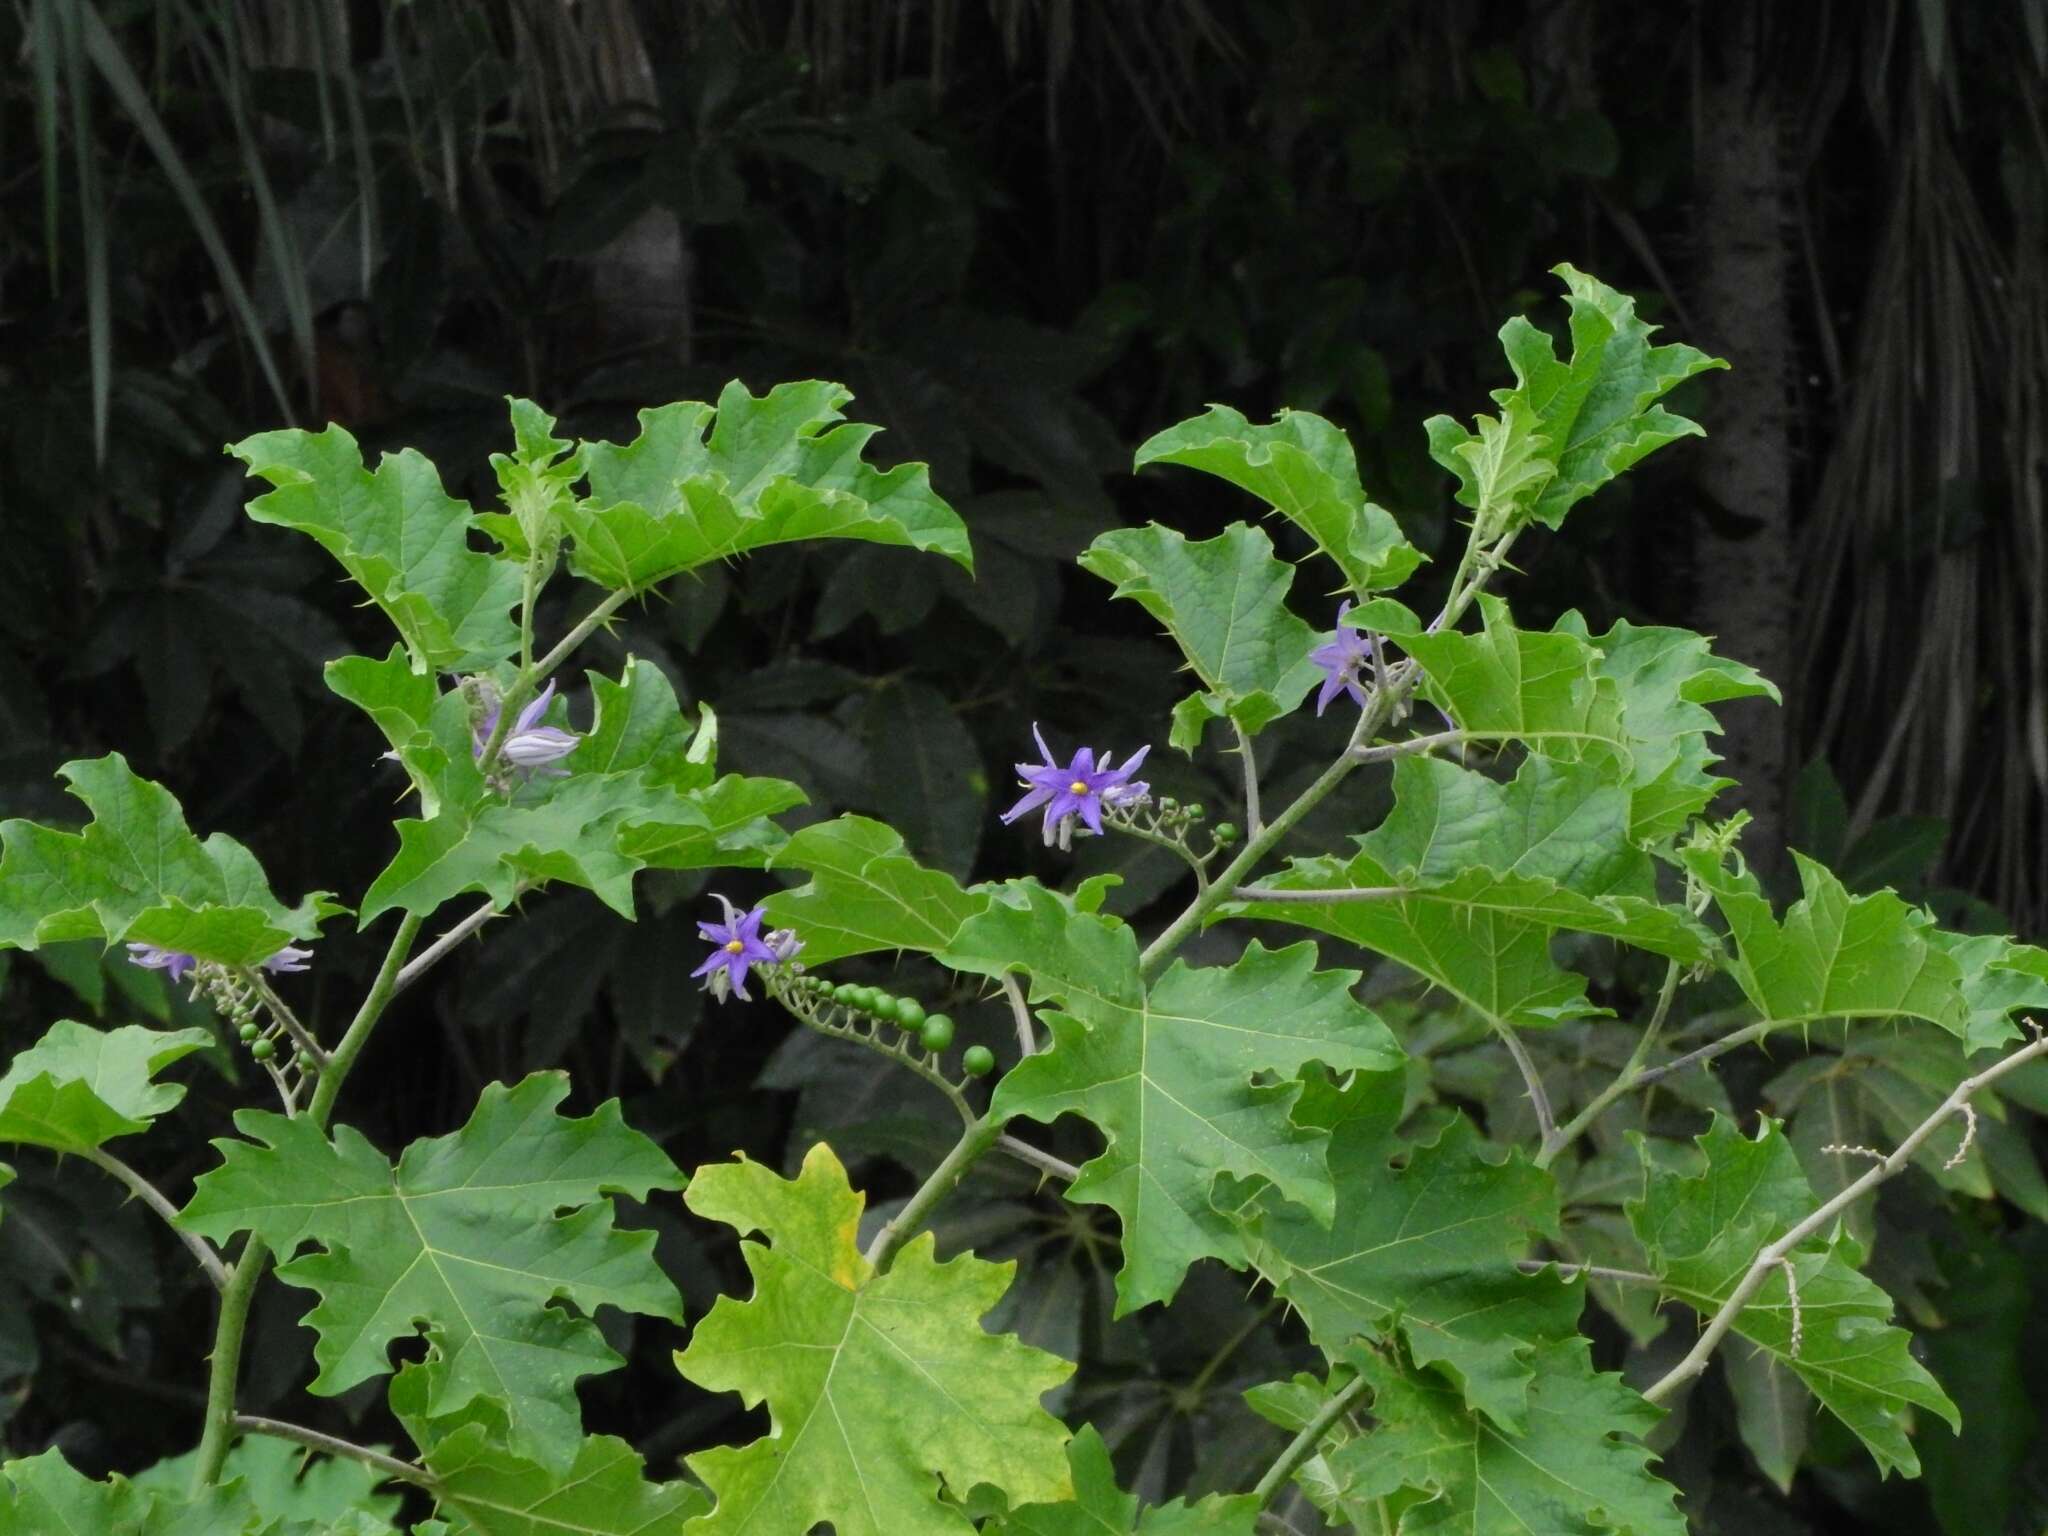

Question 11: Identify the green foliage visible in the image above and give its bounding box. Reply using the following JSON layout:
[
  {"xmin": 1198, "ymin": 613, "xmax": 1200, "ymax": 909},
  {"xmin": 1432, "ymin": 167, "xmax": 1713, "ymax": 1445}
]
[
  {"xmin": 999, "ymin": 1427, "xmax": 1258, "ymax": 1534},
  {"xmin": 0, "ymin": 755, "xmax": 335, "ymax": 965},
  {"xmin": 1134, "ymin": 405, "xmax": 1424, "ymax": 596},
  {"xmin": 180, "ymin": 1074, "xmax": 685, "ymax": 1465},
  {"xmin": 360, "ymin": 658, "xmax": 801, "ymax": 922},
  {"xmin": 763, "ymin": 815, "xmax": 988, "ymax": 962},
  {"xmin": 1684, "ymin": 850, "xmax": 1973, "ymax": 1037},
  {"xmin": 134, "ymin": 1437, "xmax": 402, "ymax": 1530},
  {"xmin": 674, "ymin": 1143, "xmax": 1074, "ymax": 1535},
  {"xmin": 993, "ymin": 941, "xmax": 1401, "ymax": 1311},
  {"xmin": 231, "ymin": 425, "xmax": 526, "ymax": 674},
  {"xmin": 0, "ymin": 1020, "xmax": 212, "ymax": 1154},
  {"xmin": 1236, "ymin": 1072, "xmax": 1581, "ymax": 1430},
  {"xmin": 563, "ymin": 381, "xmax": 973, "ymax": 591},
  {"xmin": 1078, "ymin": 523, "xmax": 1322, "ymax": 751},
  {"xmin": 1323, "ymin": 1342, "xmax": 1686, "ymax": 1536},
  {"xmin": 5, "ymin": 243, "xmax": 2036, "ymax": 1536},
  {"xmin": 1425, "ymin": 263, "xmax": 1727, "ymax": 532},
  {"xmin": 1628, "ymin": 1116, "xmax": 1960, "ymax": 1476}
]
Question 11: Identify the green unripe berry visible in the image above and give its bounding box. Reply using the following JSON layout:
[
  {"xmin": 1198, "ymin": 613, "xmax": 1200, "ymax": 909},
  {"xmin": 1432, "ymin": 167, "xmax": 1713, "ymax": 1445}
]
[
  {"xmin": 1185, "ymin": 802, "xmax": 1206, "ymax": 820},
  {"xmin": 961, "ymin": 1045, "xmax": 996, "ymax": 1078},
  {"xmin": 919, "ymin": 1014, "xmax": 955, "ymax": 1053},
  {"xmin": 855, "ymin": 986, "xmax": 886, "ymax": 1013},
  {"xmin": 250, "ymin": 1038, "xmax": 276, "ymax": 1062},
  {"xmin": 238, "ymin": 1022, "xmax": 260, "ymax": 1043},
  {"xmin": 894, "ymin": 998, "xmax": 927, "ymax": 1031},
  {"xmin": 1159, "ymin": 796, "xmax": 1178, "ymax": 813},
  {"xmin": 869, "ymin": 994, "xmax": 902, "ymax": 1025},
  {"xmin": 1212, "ymin": 821, "xmax": 1240, "ymax": 846},
  {"xmin": 832, "ymin": 983, "xmax": 862, "ymax": 1009}
]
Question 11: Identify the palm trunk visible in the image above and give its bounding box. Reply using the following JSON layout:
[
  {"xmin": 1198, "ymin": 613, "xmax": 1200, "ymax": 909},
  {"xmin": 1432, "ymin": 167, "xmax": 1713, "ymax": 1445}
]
[{"xmin": 1691, "ymin": 24, "xmax": 1795, "ymax": 876}]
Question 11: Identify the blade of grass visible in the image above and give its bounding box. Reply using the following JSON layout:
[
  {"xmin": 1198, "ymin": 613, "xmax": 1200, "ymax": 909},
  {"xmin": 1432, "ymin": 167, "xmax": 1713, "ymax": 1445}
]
[{"xmin": 78, "ymin": 0, "xmax": 297, "ymax": 424}]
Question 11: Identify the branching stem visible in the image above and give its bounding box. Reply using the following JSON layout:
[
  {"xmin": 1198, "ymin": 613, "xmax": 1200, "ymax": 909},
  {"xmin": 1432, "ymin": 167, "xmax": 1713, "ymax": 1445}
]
[
  {"xmin": 234, "ymin": 1415, "xmax": 436, "ymax": 1488},
  {"xmin": 1232, "ymin": 720, "xmax": 1264, "ymax": 838},
  {"xmin": 191, "ymin": 910, "xmax": 424, "ymax": 1494},
  {"xmin": 478, "ymin": 587, "xmax": 633, "ymax": 772},
  {"xmin": 996, "ymin": 1135, "xmax": 1079, "ymax": 1184},
  {"xmin": 394, "ymin": 896, "xmax": 505, "ymax": 996},
  {"xmin": 1350, "ymin": 728, "xmax": 1468, "ymax": 763},
  {"xmin": 1001, "ymin": 973, "xmax": 1038, "ymax": 1057},
  {"xmin": 1536, "ymin": 957, "xmax": 1684, "ymax": 1170},
  {"xmin": 1515, "ymin": 1258, "xmax": 1659, "ymax": 1285},
  {"xmin": 1141, "ymin": 521, "xmax": 1514, "ymax": 980},
  {"xmin": 865, "ymin": 1114, "xmax": 1006, "ymax": 1272},
  {"xmin": 1232, "ymin": 883, "xmax": 1403, "ymax": 904},
  {"xmin": 83, "ymin": 1147, "xmax": 228, "ymax": 1290},
  {"xmin": 1252, "ymin": 1372, "xmax": 1372, "ymax": 1507},
  {"xmin": 1641, "ymin": 1028, "xmax": 2048, "ymax": 1405},
  {"xmin": 1497, "ymin": 1023, "xmax": 1559, "ymax": 1155}
]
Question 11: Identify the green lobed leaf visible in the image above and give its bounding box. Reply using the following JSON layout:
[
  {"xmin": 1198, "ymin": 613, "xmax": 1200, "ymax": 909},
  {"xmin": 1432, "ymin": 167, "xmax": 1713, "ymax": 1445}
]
[
  {"xmin": 1371, "ymin": 600, "xmax": 1774, "ymax": 843},
  {"xmin": 674, "ymin": 1142, "xmax": 1075, "ymax": 1536},
  {"xmin": 997, "ymin": 1425, "xmax": 1258, "ymax": 1535},
  {"xmin": 0, "ymin": 754, "xmax": 336, "ymax": 965},
  {"xmin": 1627, "ymin": 1115, "xmax": 1960, "ymax": 1476},
  {"xmin": 421, "ymin": 1431, "xmax": 706, "ymax": 1536},
  {"xmin": 1328, "ymin": 1339, "xmax": 1685, "ymax": 1536},
  {"xmin": 0, "ymin": 1449, "xmax": 277, "ymax": 1536},
  {"xmin": 1234, "ymin": 1070, "xmax": 1582, "ymax": 1431},
  {"xmin": 1133, "ymin": 405, "xmax": 1423, "ymax": 595},
  {"xmin": 0, "ymin": 1020, "xmax": 213, "ymax": 1154},
  {"xmin": 360, "ymin": 658, "xmax": 803, "ymax": 923},
  {"xmin": 1557, "ymin": 612, "xmax": 1779, "ymax": 843},
  {"xmin": 231, "ymin": 423, "xmax": 525, "ymax": 672},
  {"xmin": 1077, "ymin": 523, "xmax": 1322, "ymax": 751},
  {"xmin": 133, "ymin": 1436, "xmax": 401, "ymax": 1531},
  {"xmin": 1926, "ymin": 930, "xmax": 2048, "ymax": 1053},
  {"xmin": 1723, "ymin": 1345, "xmax": 1810, "ymax": 1496},
  {"xmin": 180, "ymin": 1072, "xmax": 685, "ymax": 1467},
  {"xmin": 937, "ymin": 877, "xmax": 1141, "ymax": 1011},
  {"xmin": 564, "ymin": 380, "xmax": 972, "ymax": 590},
  {"xmin": 1231, "ymin": 755, "xmax": 1716, "ymax": 975},
  {"xmin": 1682, "ymin": 849, "xmax": 1969, "ymax": 1037},
  {"xmin": 762, "ymin": 814, "xmax": 988, "ymax": 962},
  {"xmin": 993, "ymin": 941, "xmax": 1402, "ymax": 1313},
  {"xmin": 1424, "ymin": 263, "xmax": 1728, "ymax": 532}
]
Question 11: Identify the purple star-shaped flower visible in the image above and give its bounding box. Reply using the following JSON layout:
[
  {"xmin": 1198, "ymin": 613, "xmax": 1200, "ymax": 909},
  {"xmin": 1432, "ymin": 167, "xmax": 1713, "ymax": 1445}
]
[
  {"xmin": 124, "ymin": 943, "xmax": 313, "ymax": 981},
  {"xmin": 474, "ymin": 681, "xmax": 580, "ymax": 774},
  {"xmin": 692, "ymin": 895, "xmax": 780, "ymax": 1002},
  {"xmin": 1001, "ymin": 724, "xmax": 1151, "ymax": 846},
  {"xmin": 1310, "ymin": 600, "xmax": 1373, "ymax": 715}
]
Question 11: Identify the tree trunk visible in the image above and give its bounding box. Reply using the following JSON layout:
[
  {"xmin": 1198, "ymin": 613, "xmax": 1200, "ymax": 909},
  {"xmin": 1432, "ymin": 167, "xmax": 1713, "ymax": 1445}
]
[{"xmin": 1690, "ymin": 24, "xmax": 1795, "ymax": 877}]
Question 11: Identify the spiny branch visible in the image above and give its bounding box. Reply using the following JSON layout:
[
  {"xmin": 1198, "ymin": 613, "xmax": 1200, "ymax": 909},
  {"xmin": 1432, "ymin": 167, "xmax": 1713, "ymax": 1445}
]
[
  {"xmin": 233, "ymin": 1415, "xmax": 435, "ymax": 1487},
  {"xmin": 1643, "ymin": 1027, "xmax": 2048, "ymax": 1405}
]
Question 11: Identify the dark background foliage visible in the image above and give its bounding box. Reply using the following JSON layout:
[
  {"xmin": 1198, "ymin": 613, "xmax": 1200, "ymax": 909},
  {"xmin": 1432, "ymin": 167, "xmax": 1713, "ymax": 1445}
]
[{"xmin": 4, "ymin": 2, "xmax": 2047, "ymax": 1531}]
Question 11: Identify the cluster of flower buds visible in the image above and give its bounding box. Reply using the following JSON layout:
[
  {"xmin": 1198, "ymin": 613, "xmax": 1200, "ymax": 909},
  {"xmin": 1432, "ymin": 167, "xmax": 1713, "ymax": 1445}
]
[{"xmin": 127, "ymin": 944, "xmax": 319, "ymax": 1090}]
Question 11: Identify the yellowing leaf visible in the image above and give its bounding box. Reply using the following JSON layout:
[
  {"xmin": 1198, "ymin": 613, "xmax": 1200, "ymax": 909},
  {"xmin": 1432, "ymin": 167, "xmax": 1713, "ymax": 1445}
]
[{"xmin": 675, "ymin": 1142, "xmax": 1074, "ymax": 1536}]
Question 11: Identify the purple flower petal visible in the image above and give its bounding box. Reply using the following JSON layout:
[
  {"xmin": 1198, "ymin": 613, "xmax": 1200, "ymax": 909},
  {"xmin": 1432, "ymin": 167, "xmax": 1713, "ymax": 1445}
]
[{"xmin": 262, "ymin": 945, "xmax": 314, "ymax": 974}]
